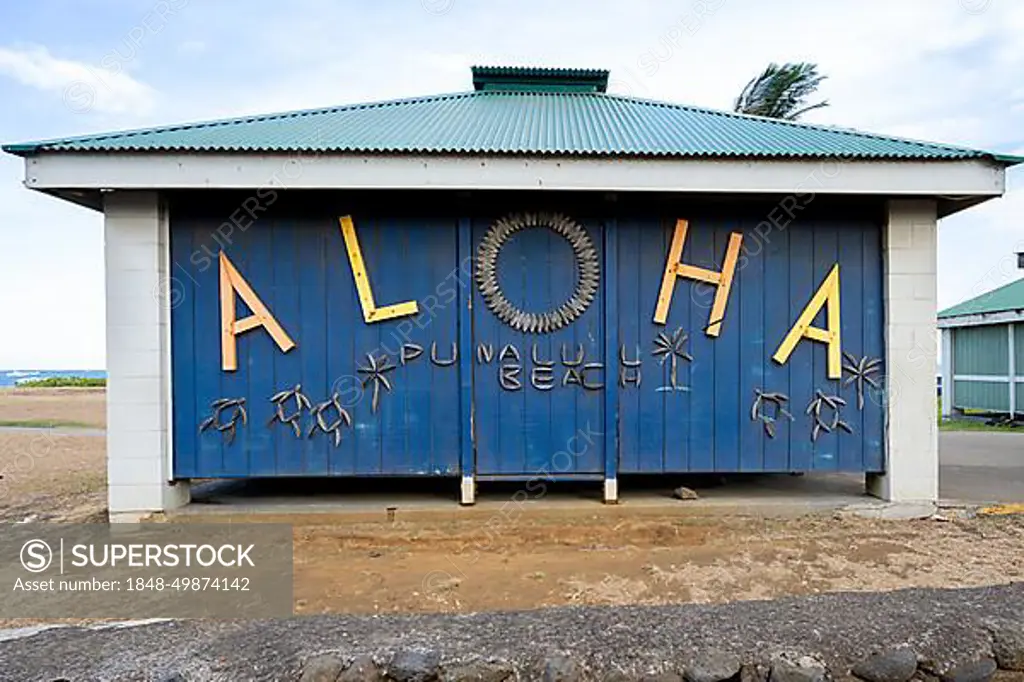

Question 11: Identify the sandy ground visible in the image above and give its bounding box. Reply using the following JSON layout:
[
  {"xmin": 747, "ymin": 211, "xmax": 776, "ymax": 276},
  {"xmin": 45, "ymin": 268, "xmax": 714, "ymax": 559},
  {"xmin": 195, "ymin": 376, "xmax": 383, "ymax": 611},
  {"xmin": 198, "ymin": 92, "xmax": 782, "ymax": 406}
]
[
  {"xmin": 284, "ymin": 512, "xmax": 1024, "ymax": 615},
  {"xmin": 0, "ymin": 387, "xmax": 107, "ymax": 522},
  {"xmin": 0, "ymin": 387, "xmax": 106, "ymax": 428},
  {"xmin": 2, "ymin": 389, "xmax": 1024, "ymax": 618},
  {"xmin": 0, "ymin": 430, "xmax": 106, "ymax": 523}
]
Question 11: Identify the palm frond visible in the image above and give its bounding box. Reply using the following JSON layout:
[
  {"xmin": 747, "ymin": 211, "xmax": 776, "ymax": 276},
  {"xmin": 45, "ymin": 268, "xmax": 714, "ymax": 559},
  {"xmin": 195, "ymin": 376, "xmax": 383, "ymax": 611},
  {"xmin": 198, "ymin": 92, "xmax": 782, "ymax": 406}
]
[{"xmin": 734, "ymin": 62, "xmax": 829, "ymax": 121}]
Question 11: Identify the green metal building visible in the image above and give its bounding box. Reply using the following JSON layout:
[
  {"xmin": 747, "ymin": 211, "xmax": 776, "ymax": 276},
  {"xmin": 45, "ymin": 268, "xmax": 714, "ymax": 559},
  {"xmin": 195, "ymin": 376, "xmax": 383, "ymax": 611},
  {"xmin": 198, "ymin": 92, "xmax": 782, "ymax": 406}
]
[{"xmin": 939, "ymin": 275, "xmax": 1024, "ymax": 417}]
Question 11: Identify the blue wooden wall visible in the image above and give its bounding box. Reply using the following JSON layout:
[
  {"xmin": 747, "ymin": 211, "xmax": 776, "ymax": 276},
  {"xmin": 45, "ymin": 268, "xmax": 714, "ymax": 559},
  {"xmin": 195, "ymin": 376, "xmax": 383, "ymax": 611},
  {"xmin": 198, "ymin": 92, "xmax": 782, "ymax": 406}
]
[
  {"xmin": 615, "ymin": 213, "xmax": 884, "ymax": 473},
  {"xmin": 170, "ymin": 196, "xmax": 885, "ymax": 479},
  {"xmin": 171, "ymin": 211, "xmax": 463, "ymax": 478}
]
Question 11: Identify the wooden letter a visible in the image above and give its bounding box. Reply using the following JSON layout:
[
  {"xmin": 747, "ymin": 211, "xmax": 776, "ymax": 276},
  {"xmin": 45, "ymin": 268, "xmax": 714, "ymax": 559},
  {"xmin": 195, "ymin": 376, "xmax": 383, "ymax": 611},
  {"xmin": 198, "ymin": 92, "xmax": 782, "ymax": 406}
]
[
  {"xmin": 772, "ymin": 264, "xmax": 842, "ymax": 379},
  {"xmin": 220, "ymin": 251, "xmax": 296, "ymax": 371},
  {"xmin": 653, "ymin": 219, "xmax": 743, "ymax": 336}
]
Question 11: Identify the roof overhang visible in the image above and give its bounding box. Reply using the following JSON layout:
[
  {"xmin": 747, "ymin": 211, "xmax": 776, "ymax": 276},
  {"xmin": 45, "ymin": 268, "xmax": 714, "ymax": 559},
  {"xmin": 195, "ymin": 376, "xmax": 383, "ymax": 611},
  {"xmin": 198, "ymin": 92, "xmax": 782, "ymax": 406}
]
[
  {"xmin": 938, "ymin": 309, "xmax": 1024, "ymax": 329},
  {"xmin": 17, "ymin": 152, "xmax": 1008, "ymax": 215}
]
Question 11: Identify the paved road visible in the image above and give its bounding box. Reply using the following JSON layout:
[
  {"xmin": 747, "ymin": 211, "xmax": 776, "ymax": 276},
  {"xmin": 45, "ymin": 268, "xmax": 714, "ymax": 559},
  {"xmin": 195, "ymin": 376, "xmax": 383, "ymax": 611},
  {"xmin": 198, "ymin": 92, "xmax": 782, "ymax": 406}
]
[
  {"xmin": 940, "ymin": 430, "xmax": 1024, "ymax": 503},
  {"xmin": 0, "ymin": 425, "xmax": 105, "ymax": 437}
]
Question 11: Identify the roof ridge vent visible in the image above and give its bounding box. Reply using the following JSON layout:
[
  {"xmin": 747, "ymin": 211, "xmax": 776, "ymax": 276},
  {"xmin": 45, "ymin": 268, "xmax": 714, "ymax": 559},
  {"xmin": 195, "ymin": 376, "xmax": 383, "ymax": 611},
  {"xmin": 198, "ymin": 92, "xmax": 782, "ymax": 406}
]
[{"xmin": 471, "ymin": 65, "xmax": 609, "ymax": 93}]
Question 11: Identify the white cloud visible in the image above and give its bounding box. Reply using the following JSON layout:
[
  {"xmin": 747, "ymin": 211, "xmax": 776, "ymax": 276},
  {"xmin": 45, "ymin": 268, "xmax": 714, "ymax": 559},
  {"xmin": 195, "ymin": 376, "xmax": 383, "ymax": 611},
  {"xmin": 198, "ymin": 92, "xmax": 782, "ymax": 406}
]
[{"xmin": 0, "ymin": 45, "xmax": 157, "ymax": 116}]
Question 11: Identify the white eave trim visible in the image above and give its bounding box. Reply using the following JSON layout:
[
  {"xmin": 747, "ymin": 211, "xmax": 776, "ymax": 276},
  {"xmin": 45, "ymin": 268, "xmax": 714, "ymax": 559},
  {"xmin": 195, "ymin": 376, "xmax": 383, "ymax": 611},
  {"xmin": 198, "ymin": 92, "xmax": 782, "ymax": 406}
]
[
  {"xmin": 21, "ymin": 152, "xmax": 1007, "ymax": 196},
  {"xmin": 938, "ymin": 309, "xmax": 1024, "ymax": 328}
]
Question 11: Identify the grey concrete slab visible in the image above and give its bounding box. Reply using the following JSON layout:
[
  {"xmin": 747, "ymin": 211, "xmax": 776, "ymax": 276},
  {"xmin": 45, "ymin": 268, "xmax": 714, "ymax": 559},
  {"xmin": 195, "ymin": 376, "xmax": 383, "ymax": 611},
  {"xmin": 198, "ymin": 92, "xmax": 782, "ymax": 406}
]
[{"xmin": 180, "ymin": 473, "xmax": 873, "ymax": 521}]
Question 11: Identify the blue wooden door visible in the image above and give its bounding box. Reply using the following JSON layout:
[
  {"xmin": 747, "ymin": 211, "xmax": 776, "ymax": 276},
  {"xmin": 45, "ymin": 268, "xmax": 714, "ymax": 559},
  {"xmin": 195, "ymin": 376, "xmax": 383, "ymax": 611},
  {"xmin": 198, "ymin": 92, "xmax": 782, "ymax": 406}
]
[
  {"xmin": 615, "ymin": 211, "xmax": 884, "ymax": 473},
  {"xmin": 171, "ymin": 211, "xmax": 463, "ymax": 478},
  {"xmin": 470, "ymin": 211, "xmax": 605, "ymax": 477}
]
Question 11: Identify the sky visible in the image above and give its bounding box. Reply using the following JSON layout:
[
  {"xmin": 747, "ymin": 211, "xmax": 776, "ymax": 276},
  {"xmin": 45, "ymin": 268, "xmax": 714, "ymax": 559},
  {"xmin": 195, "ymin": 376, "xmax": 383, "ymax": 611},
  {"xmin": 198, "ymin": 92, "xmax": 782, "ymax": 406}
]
[{"xmin": 0, "ymin": 0, "xmax": 1021, "ymax": 369}]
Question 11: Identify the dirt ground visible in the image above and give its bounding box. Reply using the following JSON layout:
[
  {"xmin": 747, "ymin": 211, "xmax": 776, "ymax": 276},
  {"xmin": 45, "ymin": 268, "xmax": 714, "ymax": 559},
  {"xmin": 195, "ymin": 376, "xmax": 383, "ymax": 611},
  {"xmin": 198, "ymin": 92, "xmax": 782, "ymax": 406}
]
[
  {"xmin": 0, "ymin": 388, "xmax": 107, "ymax": 522},
  {"xmin": 282, "ymin": 511, "xmax": 1024, "ymax": 615},
  {"xmin": 2, "ymin": 389, "xmax": 1024, "ymax": 618},
  {"xmin": 0, "ymin": 430, "xmax": 106, "ymax": 523},
  {"xmin": 0, "ymin": 386, "xmax": 106, "ymax": 428}
]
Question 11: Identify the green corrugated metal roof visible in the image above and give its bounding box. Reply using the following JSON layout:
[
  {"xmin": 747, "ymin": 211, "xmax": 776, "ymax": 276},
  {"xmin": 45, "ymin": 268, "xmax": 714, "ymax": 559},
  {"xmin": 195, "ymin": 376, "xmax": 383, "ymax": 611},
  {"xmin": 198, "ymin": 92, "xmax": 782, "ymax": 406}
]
[
  {"xmin": 939, "ymin": 277, "xmax": 1024, "ymax": 318},
  {"xmin": 4, "ymin": 66, "xmax": 1023, "ymax": 163}
]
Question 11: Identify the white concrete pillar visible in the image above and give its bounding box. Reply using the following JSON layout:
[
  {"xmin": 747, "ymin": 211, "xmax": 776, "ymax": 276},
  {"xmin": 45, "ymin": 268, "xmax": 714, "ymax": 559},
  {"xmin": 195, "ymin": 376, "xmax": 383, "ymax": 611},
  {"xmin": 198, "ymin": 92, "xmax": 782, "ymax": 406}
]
[
  {"xmin": 104, "ymin": 191, "xmax": 188, "ymax": 520},
  {"xmin": 460, "ymin": 475, "xmax": 475, "ymax": 505},
  {"xmin": 940, "ymin": 327, "xmax": 953, "ymax": 419},
  {"xmin": 866, "ymin": 200, "xmax": 939, "ymax": 503},
  {"xmin": 603, "ymin": 478, "xmax": 618, "ymax": 504}
]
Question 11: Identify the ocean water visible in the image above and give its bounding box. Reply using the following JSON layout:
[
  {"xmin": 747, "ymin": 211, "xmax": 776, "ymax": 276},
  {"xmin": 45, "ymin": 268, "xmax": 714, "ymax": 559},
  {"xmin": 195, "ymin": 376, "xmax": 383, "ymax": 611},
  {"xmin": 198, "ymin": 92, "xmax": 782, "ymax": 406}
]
[{"xmin": 0, "ymin": 369, "xmax": 107, "ymax": 388}]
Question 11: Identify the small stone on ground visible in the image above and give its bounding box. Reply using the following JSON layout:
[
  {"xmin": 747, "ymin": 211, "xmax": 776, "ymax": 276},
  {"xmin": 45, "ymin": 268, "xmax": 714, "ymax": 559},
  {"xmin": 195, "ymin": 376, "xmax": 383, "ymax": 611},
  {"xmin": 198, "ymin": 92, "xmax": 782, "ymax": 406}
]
[
  {"xmin": 686, "ymin": 650, "xmax": 742, "ymax": 682},
  {"xmin": 389, "ymin": 650, "xmax": 442, "ymax": 682},
  {"xmin": 850, "ymin": 648, "xmax": 917, "ymax": 682},
  {"xmin": 769, "ymin": 653, "xmax": 826, "ymax": 682},
  {"xmin": 301, "ymin": 654, "xmax": 345, "ymax": 682},
  {"xmin": 673, "ymin": 486, "xmax": 699, "ymax": 500},
  {"xmin": 543, "ymin": 655, "xmax": 581, "ymax": 682}
]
